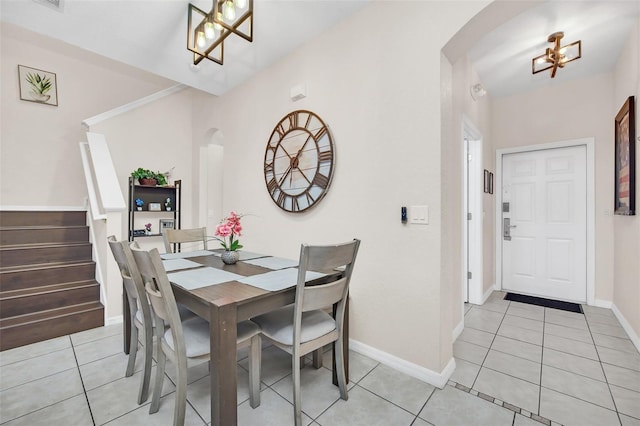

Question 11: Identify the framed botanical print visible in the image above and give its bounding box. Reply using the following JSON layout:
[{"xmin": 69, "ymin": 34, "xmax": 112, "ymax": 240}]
[
  {"xmin": 614, "ymin": 96, "xmax": 635, "ymax": 215},
  {"xmin": 18, "ymin": 65, "xmax": 58, "ymax": 106}
]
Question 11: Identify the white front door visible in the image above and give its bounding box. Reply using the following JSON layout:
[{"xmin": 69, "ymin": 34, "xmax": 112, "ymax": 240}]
[{"xmin": 501, "ymin": 145, "xmax": 587, "ymax": 302}]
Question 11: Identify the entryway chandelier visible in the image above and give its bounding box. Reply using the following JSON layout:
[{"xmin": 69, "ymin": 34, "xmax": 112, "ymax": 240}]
[
  {"xmin": 187, "ymin": 0, "xmax": 253, "ymax": 66},
  {"xmin": 531, "ymin": 32, "xmax": 581, "ymax": 78}
]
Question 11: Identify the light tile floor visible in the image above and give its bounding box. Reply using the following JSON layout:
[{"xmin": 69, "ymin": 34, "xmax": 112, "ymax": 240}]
[{"xmin": 1, "ymin": 291, "xmax": 638, "ymax": 425}]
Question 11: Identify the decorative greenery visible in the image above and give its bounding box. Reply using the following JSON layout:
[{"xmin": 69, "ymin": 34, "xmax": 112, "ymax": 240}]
[
  {"xmin": 165, "ymin": 198, "xmax": 172, "ymax": 208},
  {"xmin": 25, "ymin": 72, "xmax": 52, "ymax": 95},
  {"xmin": 130, "ymin": 168, "xmax": 167, "ymax": 185},
  {"xmin": 144, "ymin": 223, "xmax": 152, "ymax": 232},
  {"xmin": 135, "ymin": 198, "xmax": 144, "ymax": 207},
  {"xmin": 214, "ymin": 211, "xmax": 244, "ymax": 251}
]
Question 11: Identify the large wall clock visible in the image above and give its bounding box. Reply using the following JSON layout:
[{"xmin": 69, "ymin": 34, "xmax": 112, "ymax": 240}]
[{"xmin": 264, "ymin": 110, "xmax": 335, "ymax": 213}]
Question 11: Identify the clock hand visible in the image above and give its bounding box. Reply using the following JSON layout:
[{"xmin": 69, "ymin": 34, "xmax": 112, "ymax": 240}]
[{"xmin": 278, "ymin": 164, "xmax": 293, "ymax": 186}]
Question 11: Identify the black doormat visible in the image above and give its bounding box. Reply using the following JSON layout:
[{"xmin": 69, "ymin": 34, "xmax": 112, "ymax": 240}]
[{"xmin": 504, "ymin": 293, "xmax": 583, "ymax": 314}]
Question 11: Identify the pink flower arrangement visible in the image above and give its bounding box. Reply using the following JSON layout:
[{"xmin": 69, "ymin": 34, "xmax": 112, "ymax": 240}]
[{"xmin": 214, "ymin": 211, "xmax": 244, "ymax": 251}]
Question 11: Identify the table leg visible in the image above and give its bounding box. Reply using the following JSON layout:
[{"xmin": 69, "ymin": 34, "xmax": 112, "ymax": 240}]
[{"xmin": 210, "ymin": 303, "xmax": 238, "ymax": 426}]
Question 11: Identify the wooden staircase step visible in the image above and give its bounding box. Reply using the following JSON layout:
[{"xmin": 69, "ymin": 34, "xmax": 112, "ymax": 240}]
[
  {"xmin": 0, "ymin": 226, "xmax": 89, "ymax": 246},
  {"xmin": 0, "ymin": 261, "xmax": 96, "ymax": 291},
  {"xmin": 0, "ymin": 211, "xmax": 86, "ymax": 227},
  {"xmin": 0, "ymin": 302, "xmax": 104, "ymax": 351},
  {"xmin": 0, "ymin": 280, "xmax": 100, "ymax": 318},
  {"xmin": 0, "ymin": 242, "xmax": 92, "ymax": 268}
]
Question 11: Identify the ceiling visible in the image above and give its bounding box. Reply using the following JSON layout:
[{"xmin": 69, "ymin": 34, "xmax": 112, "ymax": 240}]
[{"xmin": 1, "ymin": 0, "xmax": 639, "ymax": 98}]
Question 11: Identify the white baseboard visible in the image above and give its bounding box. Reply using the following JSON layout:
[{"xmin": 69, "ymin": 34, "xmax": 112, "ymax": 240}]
[
  {"xmin": 481, "ymin": 284, "xmax": 495, "ymax": 304},
  {"xmin": 611, "ymin": 304, "xmax": 640, "ymax": 353},
  {"xmin": 349, "ymin": 339, "xmax": 454, "ymax": 389},
  {"xmin": 106, "ymin": 315, "xmax": 123, "ymax": 326},
  {"xmin": 452, "ymin": 319, "xmax": 464, "ymax": 342},
  {"xmin": 593, "ymin": 299, "xmax": 613, "ymax": 309}
]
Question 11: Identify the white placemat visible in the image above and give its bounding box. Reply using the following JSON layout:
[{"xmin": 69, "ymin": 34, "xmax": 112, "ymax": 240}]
[
  {"xmin": 238, "ymin": 251, "xmax": 269, "ymax": 261},
  {"xmin": 161, "ymin": 258, "xmax": 202, "ymax": 272},
  {"xmin": 238, "ymin": 268, "xmax": 326, "ymax": 292},
  {"xmin": 242, "ymin": 256, "xmax": 298, "ymax": 270},
  {"xmin": 168, "ymin": 267, "xmax": 244, "ymax": 290},
  {"xmin": 160, "ymin": 250, "xmax": 215, "ymax": 260}
]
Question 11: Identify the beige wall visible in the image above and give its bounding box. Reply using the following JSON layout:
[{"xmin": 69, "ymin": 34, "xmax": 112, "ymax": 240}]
[
  {"xmin": 193, "ymin": 1, "xmax": 488, "ymax": 375},
  {"xmin": 612, "ymin": 17, "xmax": 640, "ymax": 339},
  {"xmin": 492, "ymin": 72, "xmax": 616, "ymax": 303},
  {"xmin": 0, "ymin": 22, "xmax": 174, "ymax": 207}
]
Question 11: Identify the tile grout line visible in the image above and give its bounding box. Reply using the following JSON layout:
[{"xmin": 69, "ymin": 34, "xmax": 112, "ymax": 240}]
[
  {"xmin": 69, "ymin": 334, "xmax": 97, "ymax": 426},
  {"xmin": 584, "ymin": 306, "xmax": 625, "ymax": 426}
]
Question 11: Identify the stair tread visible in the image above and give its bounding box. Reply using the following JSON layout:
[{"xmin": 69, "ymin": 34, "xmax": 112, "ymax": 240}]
[
  {"xmin": 0, "ymin": 260, "xmax": 95, "ymax": 273},
  {"xmin": 0, "ymin": 301, "xmax": 104, "ymax": 327},
  {"xmin": 0, "ymin": 280, "xmax": 99, "ymax": 299},
  {"xmin": 0, "ymin": 241, "xmax": 91, "ymax": 250}
]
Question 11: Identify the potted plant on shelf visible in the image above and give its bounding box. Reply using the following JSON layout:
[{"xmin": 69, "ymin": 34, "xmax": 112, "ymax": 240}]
[
  {"xmin": 144, "ymin": 223, "xmax": 152, "ymax": 235},
  {"xmin": 131, "ymin": 168, "xmax": 168, "ymax": 186},
  {"xmin": 135, "ymin": 198, "xmax": 144, "ymax": 211}
]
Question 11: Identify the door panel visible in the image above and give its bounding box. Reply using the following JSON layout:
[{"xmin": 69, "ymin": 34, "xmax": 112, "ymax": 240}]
[{"xmin": 502, "ymin": 146, "xmax": 586, "ymax": 302}]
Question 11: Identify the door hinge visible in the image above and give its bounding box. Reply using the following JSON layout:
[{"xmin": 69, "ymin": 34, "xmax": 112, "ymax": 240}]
[
  {"xmin": 468, "ymin": 271, "xmax": 472, "ymax": 279},
  {"xmin": 467, "ymin": 212, "xmax": 472, "ymax": 220}
]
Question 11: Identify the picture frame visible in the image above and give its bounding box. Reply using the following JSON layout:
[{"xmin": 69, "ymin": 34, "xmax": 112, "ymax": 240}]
[
  {"xmin": 159, "ymin": 219, "xmax": 175, "ymax": 233},
  {"xmin": 489, "ymin": 172, "xmax": 494, "ymax": 194},
  {"xmin": 18, "ymin": 65, "xmax": 58, "ymax": 106},
  {"xmin": 148, "ymin": 203, "xmax": 162, "ymax": 211},
  {"xmin": 614, "ymin": 96, "xmax": 635, "ymax": 215},
  {"xmin": 484, "ymin": 169, "xmax": 490, "ymax": 193}
]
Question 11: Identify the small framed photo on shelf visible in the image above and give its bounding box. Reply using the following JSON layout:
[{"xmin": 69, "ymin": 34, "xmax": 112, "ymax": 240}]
[
  {"xmin": 148, "ymin": 203, "xmax": 162, "ymax": 211},
  {"xmin": 159, "ymin": 219, "xmax": 175, "ymax": 233}
]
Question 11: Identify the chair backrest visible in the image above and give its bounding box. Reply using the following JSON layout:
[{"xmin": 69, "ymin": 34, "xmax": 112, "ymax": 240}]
[
  {"xmin": 294, "ymin": 239, "xmax": 360, "ymax": 328},
  {"xmin": 130, "ymin": 244, "xmax": 187, "ymax": 358},
  {"xmin": 162, "ymin": 227, "xmax": 208, "ymax": 253},
  {"xmin": 107, "ymin": 236, "xmax": 153, "ymax": 328}
]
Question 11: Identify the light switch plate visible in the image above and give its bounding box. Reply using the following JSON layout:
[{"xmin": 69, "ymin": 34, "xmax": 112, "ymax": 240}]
[{"xmin": 409, "ymin": 205, "xmax": 429, "ymax": 225}]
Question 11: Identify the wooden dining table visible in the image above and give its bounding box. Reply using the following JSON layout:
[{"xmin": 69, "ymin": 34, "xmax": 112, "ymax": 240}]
[{"xmin": 122, "ymin": 249, "xmax": 349, "ymax": 426}]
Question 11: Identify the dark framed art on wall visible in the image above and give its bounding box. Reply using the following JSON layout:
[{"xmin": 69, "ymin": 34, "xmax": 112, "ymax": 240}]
[{"xmin": 614, "ymin": 96, "xmax": 635, "ymax": 215}]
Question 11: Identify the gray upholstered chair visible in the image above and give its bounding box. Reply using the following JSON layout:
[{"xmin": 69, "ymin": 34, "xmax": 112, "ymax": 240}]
[
  {"xmin": 129, "ymin": 244, "xmax": 261, "ymax": 426},
  {"xmin": 252, "ymin": 239, "xmax": 360, "ymax": 426},
  {"xmin": 162, "ymin": 227, "xmax": 208, "ymax": 253}
]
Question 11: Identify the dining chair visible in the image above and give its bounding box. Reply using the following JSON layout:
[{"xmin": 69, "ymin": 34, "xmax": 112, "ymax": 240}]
[
  {"xmin": 252, "ymin": 239, "xmax": 360, "ymax": 426},
  {"xmin": 129, "ymin": 244, "xmax": 262, "ymax": 426},
  {"xmin": 162, "ymin": 227, "xmax": 208, "ymax": 253},
  {"xmin": 108, "ymin": 236, "xmax": 199, "ymax": 405},
  {"xmin": 107, "ymin": 236, "xmax": 155, "ymax": 404}
]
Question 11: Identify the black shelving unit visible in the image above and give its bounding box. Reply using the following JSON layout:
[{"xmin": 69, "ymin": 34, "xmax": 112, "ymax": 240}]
[{"xmin": 128, "ymin": 177, "xmax": 181, "ymax": 242}]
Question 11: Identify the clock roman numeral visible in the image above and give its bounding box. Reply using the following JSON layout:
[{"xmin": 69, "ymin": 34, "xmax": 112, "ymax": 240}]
[
  {"xmin": 275, "ymin": 123, "xmax": 287, "ymax": 138},
  {"xmin": 314, "ymin": 126, "xmax": 327, "ymax": 141},
  {"xmin": 264, "ymin": 162, "xmax": 274, "ymax": 174},
  {"xmin": 291, "ymin": 197, "xmax": 300, "ymax": 212},
  {"xmin": 312, "ymin": 173, "xmax": 329, "ymax": 189},
  {"xmin": 305, "ymin": 192, "xmax": 316, "ymax": 205},
  {"xmin": 288, "ymin": 112, "xmax": 298, "ymax": 129},
  {"xmin": 267, "ymin": 178, "xmax": 278, "ymax": 195},
  {"xmin": 277, "ymin": 191, "xmax": 287, "ymax": 208},
  {"xmin": 319, "ymin": 150, "xmax": 333, "ymax": 163}
]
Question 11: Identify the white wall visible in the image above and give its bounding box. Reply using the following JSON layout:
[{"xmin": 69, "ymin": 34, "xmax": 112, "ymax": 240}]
[
  {"xmin": 0, "ymin": 22, "xmax": 174, "ymax": 207},
  {"xmin": 193, "ymin": 1, "xmax": 488, "ymax": 376},
  {"xmin": 612, "ymin": 17, "xmax": 640, "ymax": 342}
]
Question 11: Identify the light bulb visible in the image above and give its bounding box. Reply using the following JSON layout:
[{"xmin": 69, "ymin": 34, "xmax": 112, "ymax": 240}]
[
  {"xmin": 223, "ymin": 0, "xmax": 236, "ymax": 21},
  {"xmin": 204, "ymin": 21, "xmax": 215, "ymax": 39},
  {"xmin": 236, "ymin": 0, "xmax": 247, "ymax": 9},
  {"xmin": 214, "ymin": 12, "xmax": 223, "ymax": 31},
  {"xmin": 196, "ymin": 31, "xmax": 206, "ymax": 49}
]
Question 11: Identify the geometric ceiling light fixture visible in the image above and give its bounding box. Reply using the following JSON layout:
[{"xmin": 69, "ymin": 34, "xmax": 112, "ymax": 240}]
[
  {"xmin": 187, "ymin": 0, "xmax": 253, "ymax": 66},
  {"xmin": 532, "ymin": 31, "xmax": 581, "ymax": 78}
]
